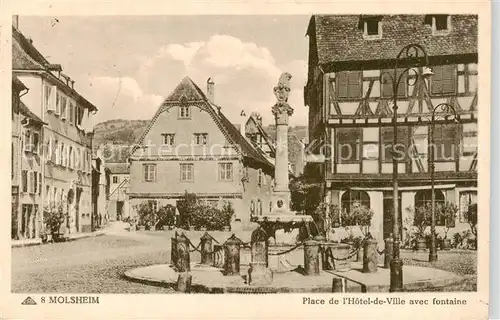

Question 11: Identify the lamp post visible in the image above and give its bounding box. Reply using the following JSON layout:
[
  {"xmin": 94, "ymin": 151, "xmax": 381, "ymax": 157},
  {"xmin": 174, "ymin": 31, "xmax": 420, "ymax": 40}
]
[
  {"xmin": 381, "ymin": 44, "xmax": 430, "ymax": 292},
  {"xmin": 428, "ymin": 103, "xmax": 460, "ymax": 262}
]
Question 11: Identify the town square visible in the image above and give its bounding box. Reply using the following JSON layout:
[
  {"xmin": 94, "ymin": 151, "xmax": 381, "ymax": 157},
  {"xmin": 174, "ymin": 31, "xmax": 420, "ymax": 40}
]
[{"xmin": 11, "ymin": 14, "xmax": 479, "ymax": 294}]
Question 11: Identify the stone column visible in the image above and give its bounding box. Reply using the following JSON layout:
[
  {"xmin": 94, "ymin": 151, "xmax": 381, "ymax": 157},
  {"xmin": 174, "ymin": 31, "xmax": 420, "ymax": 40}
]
[
  {"xmin": 248, "ymin": 227, "xmax": 273, "ymax": 285},
  {"xmin": 200, "ymin": 232, "xmax": 214, "ymax": 265},
  {"xmin": 270, "ymin": 73, "xmax": 294, "ymax": 212},
  {"xmin": 223, "ymin": 234, "xmax": 241, "ymax": 276}
]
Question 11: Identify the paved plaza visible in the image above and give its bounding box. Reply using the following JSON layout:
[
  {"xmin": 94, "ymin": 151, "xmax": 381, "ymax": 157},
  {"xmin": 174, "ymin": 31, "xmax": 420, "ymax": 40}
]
[{"xmin": 11, "ymin": 222, "xmax": 477, "ymax": 293}]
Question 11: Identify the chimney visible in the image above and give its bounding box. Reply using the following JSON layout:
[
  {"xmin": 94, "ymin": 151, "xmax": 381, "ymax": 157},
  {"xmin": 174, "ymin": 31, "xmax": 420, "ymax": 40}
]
[
  {"xmin": 12, "ymin": 15, "xmax": 18, "ymax": 29},
  {"xmin": 207, "ymin": 77, "xmax": 215, "ymax": 103},
  {"xmin": 251, "ymin": 112, "xmax": 262, "ymax": 126}
]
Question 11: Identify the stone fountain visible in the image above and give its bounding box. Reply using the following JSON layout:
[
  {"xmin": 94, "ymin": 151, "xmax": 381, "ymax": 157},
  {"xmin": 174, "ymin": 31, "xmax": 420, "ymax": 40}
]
[{"xmin": 248, "ymin": 72, "xmax": 313, "ymax": 285}]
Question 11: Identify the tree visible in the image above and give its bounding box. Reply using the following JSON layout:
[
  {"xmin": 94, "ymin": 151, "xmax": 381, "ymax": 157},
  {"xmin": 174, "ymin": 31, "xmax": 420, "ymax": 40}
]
[
  {"xmin": 43, "ymin": 203, "xmax": 68, "ymax": 240},
  {"xmin": 176, "ymin": 191, "xmax": 199, "ymax": 229},
  {"xmin": 407, "ymin": 203, "xmax": 432, "ymax": 239},
  {"xmin": 437, "ymin": 202, "xmax": 458, "ymax": 239},
  {"xmin": 466, "ymin": 203, "xmax": 477, "ymax": 237}
]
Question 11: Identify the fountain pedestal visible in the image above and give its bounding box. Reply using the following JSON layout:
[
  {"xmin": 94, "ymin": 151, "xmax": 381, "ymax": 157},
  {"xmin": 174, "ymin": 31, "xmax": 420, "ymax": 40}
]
[{"xmin": 248, "ymin": 228, "xmax": 273, "ymax": 285}]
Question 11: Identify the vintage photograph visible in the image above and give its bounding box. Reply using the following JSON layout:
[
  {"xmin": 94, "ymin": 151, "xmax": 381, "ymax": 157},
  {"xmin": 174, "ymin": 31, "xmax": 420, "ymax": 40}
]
[{"xmin": 11, "ymin": 14, "xmax": 479, "ymax": 294}]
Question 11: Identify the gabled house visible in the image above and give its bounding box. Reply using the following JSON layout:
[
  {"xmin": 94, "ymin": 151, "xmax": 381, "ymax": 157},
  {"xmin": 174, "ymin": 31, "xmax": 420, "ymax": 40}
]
[
  {"xmin": 128, "ymin": 77, "xmax": 275, "ymax": 227},
  {"xmin": 12, "ymin": 76, "xmax": 47, "ymax": 240},
  {"xmin": 304, "ymin": 15, "xmax": 478, "ymax": 243},
  {"xmin": 107, "ymin": 162, "xmax": 130, "ymax": 221},
  {"xmin": 13, "ymin": 19, "xmax": 98, "ymax": 235}
]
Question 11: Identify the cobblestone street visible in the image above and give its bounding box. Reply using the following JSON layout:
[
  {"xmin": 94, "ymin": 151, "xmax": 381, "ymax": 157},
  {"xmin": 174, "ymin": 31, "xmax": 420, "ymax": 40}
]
[{"xmin": 12, "ymin": 233, "xmax": 176, "ymax": 293}]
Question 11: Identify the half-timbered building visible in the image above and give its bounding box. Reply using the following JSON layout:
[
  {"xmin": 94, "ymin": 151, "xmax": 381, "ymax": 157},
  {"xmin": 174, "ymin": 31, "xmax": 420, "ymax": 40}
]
[{"xmin": 304, "ymin": 15, "xmax": 478, "ymax": 243}]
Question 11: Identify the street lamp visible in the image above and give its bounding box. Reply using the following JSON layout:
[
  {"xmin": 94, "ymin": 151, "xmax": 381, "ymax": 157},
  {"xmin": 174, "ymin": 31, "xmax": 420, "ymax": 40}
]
[
  {"xmin": 381, "ymin": 44, "xmax": 430, "ymax": 292},
  {"xmin": 428, "ymin": 103, "xmax": 460, "ymax": 262}
]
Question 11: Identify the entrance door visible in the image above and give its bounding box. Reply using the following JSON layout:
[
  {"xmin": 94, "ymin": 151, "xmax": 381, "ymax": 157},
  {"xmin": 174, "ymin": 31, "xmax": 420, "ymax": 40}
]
[
  {"xmin": 117, "ymin": 201, "xmax": 124, "ymax": 221},
  {"xmin": 383, "ymin": 192, "xmax": 402, "ymax": 240}
]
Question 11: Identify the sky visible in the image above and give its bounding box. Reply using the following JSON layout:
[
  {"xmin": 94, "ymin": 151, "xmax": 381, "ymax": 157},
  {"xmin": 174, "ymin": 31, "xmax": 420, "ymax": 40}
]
[{"xmin": 18, "ymin": 15, "xmax": 311, "ymax": 126}]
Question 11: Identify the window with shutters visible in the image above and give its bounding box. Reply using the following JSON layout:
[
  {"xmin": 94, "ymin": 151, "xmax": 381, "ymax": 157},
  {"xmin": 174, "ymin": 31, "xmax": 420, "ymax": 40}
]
[
  {"xmin": 32, "ymin": 132, "xmax": 39, "ymax": 154},
  {"xmin": 69, "ymin": 102, "xmax": 75, "ymax": 124},
  {"xmin": 381, "ymin": 127, "xmax": 409, "ymax": 162},
  {"xmin": 336, "ymin": 71, "xmax": 362, "ymax": 99},
  {"xmin": 31, "ymin": 171, "xmax": 37, "ymax": 194},
  {"xmin": 61, "ymin": 96, "xmax": 67, "ymax": 120},
  {"xmin": 336, "ymin": 128, "xmax": 362, "ymax": 163},
  {"xmin": 179, "ymin": 106, "xmax": 191, "ymax": 119},
  {"xmin": 55, "ymin": 92, "xmax": 61, "ymax": 116},
  {"xmin": 180, "ymin": 163, "xmax": 194, "ymax": 182},
  {"xmin": 23, "ymin": 129, "xmax": 31, "ymax": 152},
  {"xmin": 431, "ymin": 65, "xmax": 456, "ymax": 95},
  {"xmin": 433, "ymin": 124, "xmax": 457, "ymax": 161},
  {"xmin": 21, "ymin": 170, "xmax": 28, "ymax": 193},
  {"xmin": 38, "ymin": 172, "xmax": 42, "ymax": 195},
  {"xmin": 143, "ymin": 164, "xmax": 156, "ymax": 182},
  {"xmin": 381, "ymin": 69, "xmax": 407, "ymax": 98},
  {"xmin": 162, "ymin": 133, "xmax": 175, "ymax": 146},
  {"xmin": 193, "ymin": 133, "xmax": 208, "ymax": 145},
  {"xmin": 218, "ymin": 163, "xmax": 233, "ymax": 181}
]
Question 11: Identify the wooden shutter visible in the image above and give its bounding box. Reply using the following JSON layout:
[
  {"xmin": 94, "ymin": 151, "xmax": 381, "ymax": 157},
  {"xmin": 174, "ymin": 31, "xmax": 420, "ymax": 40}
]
[
  {"xmin": 337, "ymin": 72, "xmax": 348, "ymax": 98},
  {"xmin": 441, "ymin": 65, "xmax": 456, "ymax": 94},
  {"xmin": 347, "ymin": 71, "xmax": 362, "ymax": 98}
]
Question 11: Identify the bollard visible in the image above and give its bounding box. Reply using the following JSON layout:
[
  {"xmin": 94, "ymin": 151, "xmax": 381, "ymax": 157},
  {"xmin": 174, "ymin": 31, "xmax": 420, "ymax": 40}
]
[
  {"xmin": 200, "ymin": 232, "xmax": 214, "ymax": 265},
  {"xmin": 176, "ymin": 233, "xmax": 191, "ymax": 272},
  {"xmin": 332, "ymin": 244, "xmax": 351, "ymax": 272},
  {"xmin": 176, "ymin": 272, "xmax": 192, "ymax": 293},
  {"xmin": 332, "ymin": 277, "xmax": 347, "ymax": 293},
  {"xmin": 384, "ymin": 237, "xmax": 394, "ymax": 269},
  {"xmin": 213, "ymin": 244, "xmax": 224, "ymax": 268},
  {"xmin": 363, "ymin": 238, "xmax": 378, "ymax": 273},
  {"xmin": 223, "ymin": 234, "xmax": 242, "ymax": 276},
  {"xmin": 171, "ymin": 232, "xmax": 178, "ymax": 267},
  {"xmin": 303, "ymin": 239, "xmax": 321, "ymax": 276}
]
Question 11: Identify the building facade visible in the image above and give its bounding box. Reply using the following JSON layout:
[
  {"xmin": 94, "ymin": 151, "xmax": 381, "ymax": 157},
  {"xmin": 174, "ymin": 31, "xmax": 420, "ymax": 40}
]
[
  {"xmin": 12, "ymin": 77, "xmax": 46, "ymax": 240},
  {"xmin": 13, "ymin": 22, "xmax": 98, "ymax": 235},
  {"xmin": 304, "ymin": 15, "xmax": 478, "ymax": 243},
  {"xmin": 107, "ymin": 162, "xmax": 130, "ymax": 221},
  {"xmin": 129, "ymin": 77, "xmax": 275, "ymax": 227}
]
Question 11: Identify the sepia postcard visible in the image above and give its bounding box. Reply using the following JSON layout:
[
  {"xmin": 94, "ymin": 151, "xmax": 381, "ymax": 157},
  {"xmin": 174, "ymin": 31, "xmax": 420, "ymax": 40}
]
[{"xmin": 0, "ymin": 1, "xmax": 491, "ymax": 319}]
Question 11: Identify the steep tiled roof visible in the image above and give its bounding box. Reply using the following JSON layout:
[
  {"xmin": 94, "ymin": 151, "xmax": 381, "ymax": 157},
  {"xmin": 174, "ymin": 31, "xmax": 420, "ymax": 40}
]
[
  {"xmin": 12, "ymin": 76, "xmax": 27, "ymax": 92},
  {"xmin": 308, "ymin": 15, "xmax": 477, "ymax": 66},
  {"xmin": 19, "ymin": 101, "xmax": 46, "ymax": 125},
  {"xmin": 163, "ymin": 76, "xmax": 208, "ymax": 102},
  {"xmin": 133, "ymin": 76, "xmax": 273, "ymax": 169},
  {"xmin": 106, "ymin": 162, "xmax": 130, "ymax": 174},
  {"xmin": 12, "ymin": 26, "xmax": 98, "ymax": 111}
]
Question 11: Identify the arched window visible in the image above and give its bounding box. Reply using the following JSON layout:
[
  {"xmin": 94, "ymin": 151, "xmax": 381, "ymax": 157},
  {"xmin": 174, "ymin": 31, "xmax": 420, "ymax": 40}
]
[
  {"xmin": 250, "ymin": 200, "xmax": 255, "ymax": 216},
  {"xmin": 341, "ymin": 190, "xmax": 370, "ymax": 214},
  {"xmin": 414, "ymin": 190, "xmax": 446, "ymax": 226}
]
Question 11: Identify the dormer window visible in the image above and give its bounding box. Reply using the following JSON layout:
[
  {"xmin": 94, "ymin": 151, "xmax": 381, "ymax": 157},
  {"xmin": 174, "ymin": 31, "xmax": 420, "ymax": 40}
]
[
  {"xmin": 426, "ymin": 14, "xmax": 452, "ymax": 36},
  {"xmin": 359, "ymin": 15, "xmax": 383, "ymax": 40}
]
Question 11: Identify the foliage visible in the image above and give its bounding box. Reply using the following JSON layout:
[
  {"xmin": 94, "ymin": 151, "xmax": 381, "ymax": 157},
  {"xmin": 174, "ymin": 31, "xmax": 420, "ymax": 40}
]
[
  {"xmin": 407, "ymin": 204, "xmax": 432, "ymax": 238},
  {"xmin": 189, "ymin": 201, "xmax": 234, "ymax": 231},
  {"xmin": 310, "ymin": 202, "xmax": 340, "ymax": 240},
  {"xmin": 43, "ymin": 203, "xmax": 68, "ymax": 238},
  {"xmin": 466, "ymin": 203, "xmax": 477, "ymax": 236},
  {"xmin": 177, "ymin": 191, "xmax": 199, "ymax": 229},
  {"xmin": 156, "ymin": 204, "xmax": 176, "ymax": 230},
  {"xmin": 347, "ymin": 202, "xmax": 374, "ymax": 236},
  {"xmin": 451, "ymin": 230, "xmax": 477, "ymax": 250},
  {"xmin": 437, "ymin": 201, "xmax": 459, "ymax": 238},
  {"xmin": 134, "ymin": 201, "xmax": 156, "ymax": 229},
  {"xmin": 289, "ymin": 178, "xmax": 321, "ymax": 215}
]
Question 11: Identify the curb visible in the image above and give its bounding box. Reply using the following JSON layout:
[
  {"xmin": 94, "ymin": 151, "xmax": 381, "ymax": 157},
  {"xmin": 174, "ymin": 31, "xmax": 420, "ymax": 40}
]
[{"xmin": 11, "ymin": 231, "xmax": 106, "ymax": 248}]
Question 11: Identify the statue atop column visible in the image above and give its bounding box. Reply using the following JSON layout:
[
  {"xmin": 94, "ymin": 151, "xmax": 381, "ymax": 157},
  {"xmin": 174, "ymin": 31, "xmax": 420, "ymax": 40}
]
[{"xmin": 272, "ymin": 72, "xmax": 294, "ymax": 124}]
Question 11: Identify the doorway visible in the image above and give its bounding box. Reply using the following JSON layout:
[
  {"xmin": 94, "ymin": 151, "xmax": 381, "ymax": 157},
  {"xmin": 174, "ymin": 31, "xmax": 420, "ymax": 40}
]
[
  {"xmin": 383, "ymin": 191, "xmax": 402, "ymax": 240},
  {"xmin": 117, "ymin": 201, "xmax": 124, "ymax": 221}
]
